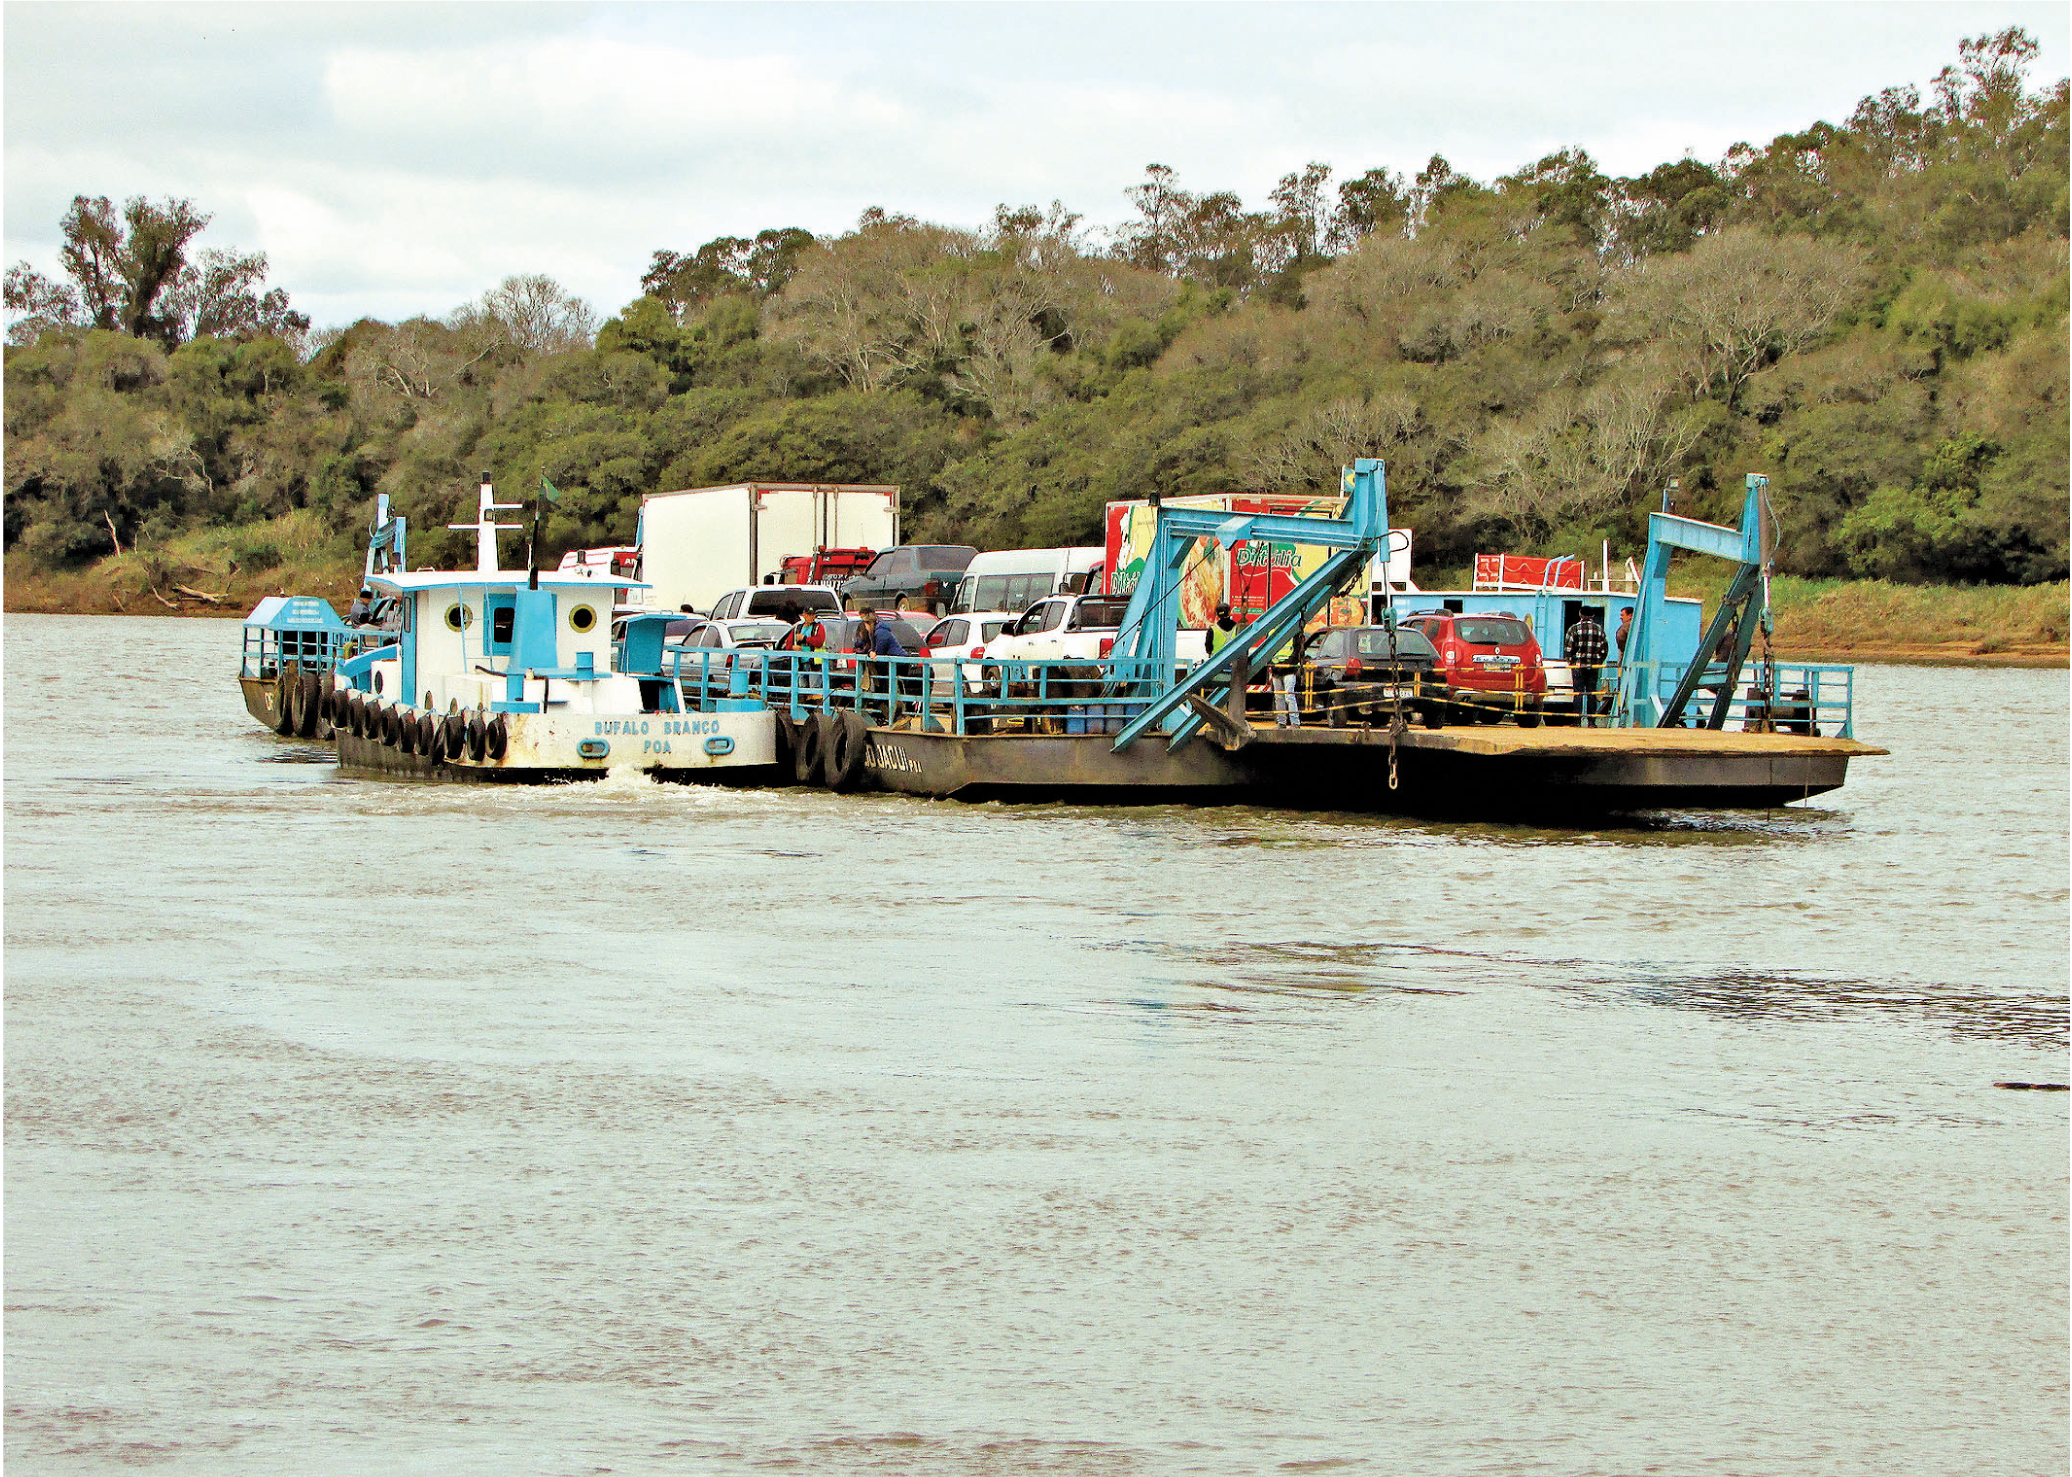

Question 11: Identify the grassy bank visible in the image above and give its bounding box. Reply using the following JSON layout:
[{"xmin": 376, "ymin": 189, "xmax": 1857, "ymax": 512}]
[
  {"xmin": 8, "ymin": 532, "xmax": 2068, "ymax": 666},
  {"xmin": 6, "ymin": 510, "xmax": 372, "ymax": 619}
]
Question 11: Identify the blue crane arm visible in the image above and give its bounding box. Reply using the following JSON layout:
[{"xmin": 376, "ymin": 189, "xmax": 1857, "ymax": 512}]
[{"xmin": 1109, "ymin": 460, "xmax": 1390, "ymax": 751}]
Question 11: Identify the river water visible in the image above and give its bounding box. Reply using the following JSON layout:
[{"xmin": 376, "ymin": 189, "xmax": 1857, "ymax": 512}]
[{"xmin": 5, "ymin": 613, "xmax": 2066, "ymax": 1475}]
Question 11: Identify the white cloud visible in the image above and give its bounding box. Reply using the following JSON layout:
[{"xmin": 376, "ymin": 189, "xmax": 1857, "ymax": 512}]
[{"xmin": 7, "ymin": 2, "xmax": 2067, "ymax": 328}]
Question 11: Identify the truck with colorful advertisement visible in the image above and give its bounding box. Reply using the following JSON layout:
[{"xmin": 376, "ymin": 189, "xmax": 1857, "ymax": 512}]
[{"xmin": 1101, "ymin": 495, "xmax": 1413, "ymax": 632}]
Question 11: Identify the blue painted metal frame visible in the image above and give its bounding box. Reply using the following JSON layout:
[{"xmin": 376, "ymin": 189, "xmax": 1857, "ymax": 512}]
[
  {"xmin": 1106, "ymin": 460, "xmax": 1389, "ymax": 752},
  {"xmin": 1616, "ymin": 474, "xmax": 1773, "ymax": 728}
]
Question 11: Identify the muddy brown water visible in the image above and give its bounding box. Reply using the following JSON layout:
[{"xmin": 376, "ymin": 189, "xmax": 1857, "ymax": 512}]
[{"xmin": 6, "ymin": 614, "xmax": 2067, "ymax": 1474}]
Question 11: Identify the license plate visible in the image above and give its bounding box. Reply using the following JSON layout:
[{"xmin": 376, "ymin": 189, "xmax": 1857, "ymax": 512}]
[{"xmin": 1473, "ymin": 654, "xmax": 1518, "ymax": 665}]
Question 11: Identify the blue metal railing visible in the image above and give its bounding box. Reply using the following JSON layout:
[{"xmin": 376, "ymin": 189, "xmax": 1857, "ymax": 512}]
[
  {"xmin": 661, "ymin": 648, "xmax": 1167, "ymax": 736},
  {"xmin": 241, "ymin": 626, "xmax": 395, "ymax": 680},
  {"xmin": 1601, "ymin": 659, "xmax": 1854, "ymax": 737},
  {"xmin": 651, "ymin": 646, "xmax": 1858, "ymax": 741}
]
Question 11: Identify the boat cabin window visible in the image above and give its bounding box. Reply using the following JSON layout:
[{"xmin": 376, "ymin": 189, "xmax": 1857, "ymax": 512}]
[{"xmin": 489, "ymin": 602, "xmax": 515, "ymax": 648}]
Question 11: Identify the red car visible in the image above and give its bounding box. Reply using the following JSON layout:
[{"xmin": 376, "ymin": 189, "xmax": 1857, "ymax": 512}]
[{"xmin": 1399, "ymin": 611, "xmax": 1547, "ymax": 725}]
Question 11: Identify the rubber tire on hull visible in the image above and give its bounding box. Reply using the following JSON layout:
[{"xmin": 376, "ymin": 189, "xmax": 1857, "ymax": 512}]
[
  {"xmin": 792, "ymin": 716, "xmax": 824, "ymax": 786},
  {"xmin": 416, "ymin": 713, "xmax": 438, "ymax": 755},
  {"xmin": 396, "ymin": 710, "xmax": 417, "ymax": 755},
  {"xmin": 297, "ymin": 670, "xmax": 324, "ymax": 737},
  {"xmin": 274, "ymin": 664, "xmax": 299, "ymax": 735},
  {"xmin": 441, "ymin": 714, "xmax": 467, "ymax": 761},
  {"xmin": 485, "ymin": 715, "xmax": 508, "ymax": 760},
  {"xmin": 380, "ymin": 705, "xmax": 403, "ymax": 747},
  {"xmin": 824, "ymin": 710, "xmax": 869, "ymax": 791},
  {"xmin": 466, "ymin": 714, "xmax": 487, "ymax": 761}
]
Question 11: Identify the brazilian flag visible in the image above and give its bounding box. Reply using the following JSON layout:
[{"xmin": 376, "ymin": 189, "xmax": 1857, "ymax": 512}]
[{"xmin": 540, "ymin": 474, "xmax": 562, "ymax": 504}]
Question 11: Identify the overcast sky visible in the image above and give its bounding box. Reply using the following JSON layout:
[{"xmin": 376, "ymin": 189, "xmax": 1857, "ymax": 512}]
[{"xmin": 6, "ymin": 2, "xmax": 2067, "ymax": 331}]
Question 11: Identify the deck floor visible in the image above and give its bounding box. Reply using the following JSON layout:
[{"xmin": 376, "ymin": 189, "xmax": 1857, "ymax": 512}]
[{"xmin": 1252, "ymin": 723, "xmax": 1886, "ymax": 758}]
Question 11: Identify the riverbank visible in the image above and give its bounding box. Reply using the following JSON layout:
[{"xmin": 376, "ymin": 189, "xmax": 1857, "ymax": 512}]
[{"xmin": 7, "ymin": 545, "xmax": 2067, "ymax": 667}]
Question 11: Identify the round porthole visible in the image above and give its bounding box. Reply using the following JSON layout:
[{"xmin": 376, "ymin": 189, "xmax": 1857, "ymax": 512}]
[
  {"xmin": 444, "ymin": 603, "xmax": 473, "ymax": 631},
  {"xmin": 568, "ymin": 604, "xmax": 598, "ymax": 634}
]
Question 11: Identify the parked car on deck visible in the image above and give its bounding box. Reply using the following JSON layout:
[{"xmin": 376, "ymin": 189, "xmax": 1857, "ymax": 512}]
[
  {"xmin": 837, "ymin": 545, "xmax": 978, "ymax": 617},
  {"xmin": 1397, "ymin": 611, "xmax": 1547, "ymax": 724},
  {"xmin": 1302, "ymin": 623, "xmax": 1448, "ymax": 728},
  {"xmin": 919, "ymin": 612, "xmax": 1019, "ymax": 659}
]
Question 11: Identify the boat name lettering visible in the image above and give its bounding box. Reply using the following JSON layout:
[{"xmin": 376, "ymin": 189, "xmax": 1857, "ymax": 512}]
[
  {"xmin": 864, "ymin": 741, "xmax": 921, "ymax": 776},
  {"xmin": 593, "ymin": 718, "xmax": 725, "ymax": 737}
]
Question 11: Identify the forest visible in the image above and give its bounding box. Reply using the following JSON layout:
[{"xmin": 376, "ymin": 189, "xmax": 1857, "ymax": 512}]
[{"xmin": 5, "ymin": 28, "xmax": 2066, "ymax": 604}]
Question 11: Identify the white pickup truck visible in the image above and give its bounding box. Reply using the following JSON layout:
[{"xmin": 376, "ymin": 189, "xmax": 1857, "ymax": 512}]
[{"xmin": 983, "ymin": 594, "xmax": 1208, "ymax": 663}]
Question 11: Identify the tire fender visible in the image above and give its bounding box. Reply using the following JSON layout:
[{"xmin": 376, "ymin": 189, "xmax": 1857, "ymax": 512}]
[
  {"xmin": 793, "ymin": 715, "xmax": 825, "ymax": 787},
  {"xmin": 466, "ymin": 713, "xmax": 487, "ymax": 761},
  {"xmin": 274, "ymin": 663, "xmax": 299, "ymax": 735},
  {"xmin": 825, "ymin": 710, "xmax": 869, "ymax": 791},
  {"xmin": 485, "ymin": 714, "xmax": 508, "ymax": 760}
]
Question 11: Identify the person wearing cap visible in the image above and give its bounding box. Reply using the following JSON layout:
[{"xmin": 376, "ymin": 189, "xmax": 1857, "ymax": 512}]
[
  {"xmin": 1205, "ymin": 602, "xmax": 1237, "ymax": 657},
  {"xmin": 347, "ymin": 586, "xmax": 374, "ymax": 624}
]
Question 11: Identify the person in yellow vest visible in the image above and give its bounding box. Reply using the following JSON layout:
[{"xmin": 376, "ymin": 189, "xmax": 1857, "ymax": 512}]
[{"xmin": 1205, "ymin": 603, "xmax": 1237, "ymax": 657}]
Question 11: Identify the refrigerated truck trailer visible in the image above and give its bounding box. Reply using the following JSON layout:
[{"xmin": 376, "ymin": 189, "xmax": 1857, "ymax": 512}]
[{"xmin": 631, "ymin": 483, "xmax": 900, "ymax": 613}]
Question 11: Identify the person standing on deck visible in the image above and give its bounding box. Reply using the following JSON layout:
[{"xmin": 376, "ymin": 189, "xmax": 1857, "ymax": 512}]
[
  {"xmin": 1565, "ymin": 609, "xmax": 1609, "ymax": 722},
  {"xmin": 347, "ymin": 587, "xmax": 374, "ymax": 625},
  {"xmin": 1270, "ymin": 634, "xmax": 1303, "ymax": 728},
  {"xmin": 1616, "ymin": 606, "xmax": 1634, "ymax": 662},
  {"xmin": 1206, "ymin": 604, "xmax": 1237, "ymax": 657}
]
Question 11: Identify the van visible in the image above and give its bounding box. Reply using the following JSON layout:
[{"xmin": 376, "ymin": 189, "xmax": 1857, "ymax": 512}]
[{"xmin": 950, "ymin": 547, "xmax": 1103, "ymax": 616}]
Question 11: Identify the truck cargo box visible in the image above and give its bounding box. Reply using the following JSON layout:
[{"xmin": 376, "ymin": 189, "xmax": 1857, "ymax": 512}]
[{"xmin": 633, "ymin": 483, "xmax": 899, "ymax": 612}]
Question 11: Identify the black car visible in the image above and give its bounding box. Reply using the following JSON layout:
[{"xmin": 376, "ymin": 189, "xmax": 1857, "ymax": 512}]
[
  {"xmin": 1301, "ymin": 623, "xmax": 1447, "ymax": 727},
  {"xmin": 837, "ymin": 545, "xmax": 978, "ymax": 616}
]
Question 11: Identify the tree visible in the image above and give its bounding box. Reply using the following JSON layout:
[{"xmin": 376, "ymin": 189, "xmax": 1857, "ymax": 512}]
[
  {"xmin": 641, "ymin": 227, "xmax": 815, "ymax": 322},
  {"xmin": 451, "ymin": 274, "xmax": 597, "ymax": 358},
  {"xmin": 1328, "ymin": 167, "xmax": 1410, "ymax": 251},
  {"xmin": 164, "ymin": 248, "xmax": 311, "ymax": 348},
  {"xmin": 5, "ymin": 194, "xmax": 304, "ymax": 350},
  {"xmin": 1608, "ymin": 227, "xmax": 1868, "ymax": 404}
]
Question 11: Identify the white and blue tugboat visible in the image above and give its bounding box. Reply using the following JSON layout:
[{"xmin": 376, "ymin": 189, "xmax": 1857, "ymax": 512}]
[{"xmin": 321, "ymin": 477, "xmax": 776, "ymax": 782}]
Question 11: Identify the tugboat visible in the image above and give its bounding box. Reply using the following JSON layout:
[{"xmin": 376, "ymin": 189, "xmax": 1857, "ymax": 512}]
[{"xmin": 276, "ymin": 476, "xmax": 776, "ymax": 782}]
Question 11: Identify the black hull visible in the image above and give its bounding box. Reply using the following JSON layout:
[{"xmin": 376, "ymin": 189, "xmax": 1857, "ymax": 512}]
[{"xmin": 852, "ymin": 721, "xmax": 1876, "ymax": 816}]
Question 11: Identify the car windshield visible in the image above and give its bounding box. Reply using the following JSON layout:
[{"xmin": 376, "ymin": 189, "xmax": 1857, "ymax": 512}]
[
  {"xmin": 1455, "ymin": 618, "xmax": 1530, "ymax": 646},
  {"xmin": 729, "ymin": 621, "xmax": 790, "ymax": 646},
  {"xmin": 1355, "ymin": 628, "xmax": 1439, "ymax": 659},
  {"xmin": 914, "ymin": 546, "xmax": 976, "ymax": 572},
  {"xmin": 1070, "ymin": 598, "xmax": 1129, "ymax": 630}
]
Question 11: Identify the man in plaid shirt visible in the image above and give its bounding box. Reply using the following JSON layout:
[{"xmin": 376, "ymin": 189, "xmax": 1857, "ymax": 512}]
[{"xmin": 1564, "ymin": 610, "xmax": 1609, "ymax": 722}]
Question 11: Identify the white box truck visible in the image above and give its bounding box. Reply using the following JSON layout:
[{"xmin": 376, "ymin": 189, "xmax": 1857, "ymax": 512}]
[{"xmin": 632, "ymin": 483, "xmax": 900, "ymax": 613}]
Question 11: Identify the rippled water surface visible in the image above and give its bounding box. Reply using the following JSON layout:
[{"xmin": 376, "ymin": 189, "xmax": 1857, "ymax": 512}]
[{"xmin": 6, "ymin": 614, "xmax": 2067, "ymax": 1474}]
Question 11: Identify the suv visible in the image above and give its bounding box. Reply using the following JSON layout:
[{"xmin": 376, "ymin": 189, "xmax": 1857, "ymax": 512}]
[
  {"xmin": 1398, "ymin": 612, "xmax": 1547, "ymax": 724},
  {"xmin": 837, "ymin": 545, "xmax": 977, "ymax": 617},
  {"xmin": 707, "ymin": 585, "xmax": 842, "ymax": 623},
  {"xmin": 1302, "ymin": 623, "xmax": 1447, "ymax": 728}
]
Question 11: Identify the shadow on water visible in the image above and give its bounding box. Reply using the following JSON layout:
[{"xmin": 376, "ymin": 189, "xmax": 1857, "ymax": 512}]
[{"xmin": 1140, "ymin": 939, "xmax": 2066, "ymax": 1048}]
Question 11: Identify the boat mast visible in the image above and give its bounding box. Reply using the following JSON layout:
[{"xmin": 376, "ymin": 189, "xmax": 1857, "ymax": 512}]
[{"xmin": 448, "ymin": 470, "xmax": 526, "ymax": 574}]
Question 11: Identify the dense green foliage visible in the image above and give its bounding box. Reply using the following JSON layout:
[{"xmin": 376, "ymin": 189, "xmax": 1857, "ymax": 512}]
[{"xmin": 7, "ymin": 31, "xmax": 2066, "ymax": 583}]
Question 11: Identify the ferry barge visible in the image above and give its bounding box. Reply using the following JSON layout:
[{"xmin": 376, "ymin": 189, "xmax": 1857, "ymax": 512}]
[{"xmin": 650, "ymin": 463, "xmax": 1879, "ymax": 816}]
